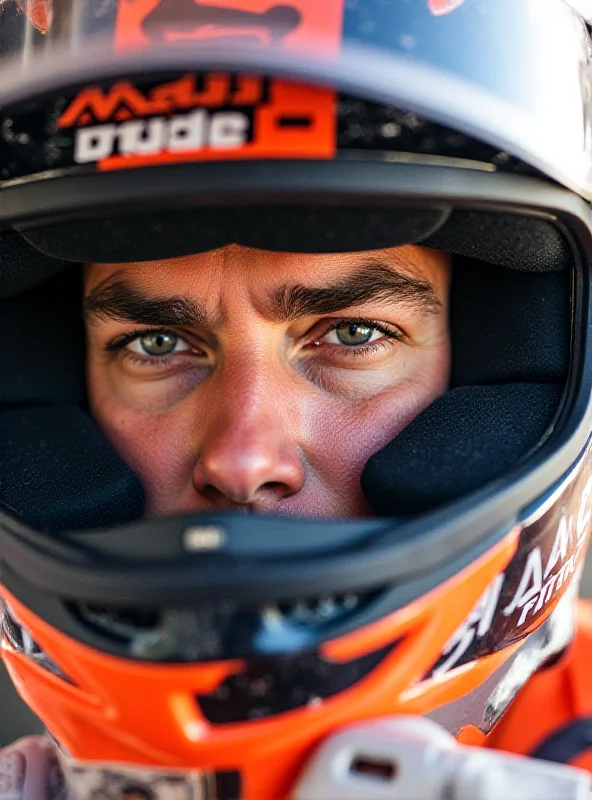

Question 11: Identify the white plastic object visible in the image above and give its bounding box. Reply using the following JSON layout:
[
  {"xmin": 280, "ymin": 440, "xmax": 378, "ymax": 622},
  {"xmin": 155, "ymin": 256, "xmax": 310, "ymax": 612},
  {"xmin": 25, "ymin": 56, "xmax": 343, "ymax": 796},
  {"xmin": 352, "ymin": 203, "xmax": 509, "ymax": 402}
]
[{"xmin": 291, "ymin": 716, "xmax": 592, "ymax": 800}]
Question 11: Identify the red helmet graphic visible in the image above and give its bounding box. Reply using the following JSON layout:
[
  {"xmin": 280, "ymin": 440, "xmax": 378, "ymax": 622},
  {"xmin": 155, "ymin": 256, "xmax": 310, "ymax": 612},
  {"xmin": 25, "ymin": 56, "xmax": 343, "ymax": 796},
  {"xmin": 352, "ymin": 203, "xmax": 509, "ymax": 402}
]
[
  {"xmin": 14, "ymin": 0, "xmax": 52, "ymax": 32},
  {"xmin": 429, "ymin": 0, "xmax": 466, "ymax": 15}
]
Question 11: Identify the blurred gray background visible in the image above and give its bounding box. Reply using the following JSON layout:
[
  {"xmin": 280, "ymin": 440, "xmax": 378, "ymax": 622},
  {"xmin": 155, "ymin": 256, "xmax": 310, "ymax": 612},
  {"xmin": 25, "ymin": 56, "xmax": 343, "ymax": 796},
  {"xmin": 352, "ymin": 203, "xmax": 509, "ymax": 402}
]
[{"xmin": 2, "ymin": 557, "xmax": 592, "ymax": 745}]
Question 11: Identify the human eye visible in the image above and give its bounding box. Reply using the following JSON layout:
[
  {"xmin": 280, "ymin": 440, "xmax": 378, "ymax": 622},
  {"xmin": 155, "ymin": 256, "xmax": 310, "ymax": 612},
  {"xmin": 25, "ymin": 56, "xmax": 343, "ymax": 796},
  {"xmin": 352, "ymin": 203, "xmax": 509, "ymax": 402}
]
[
  {"xmin": 314, "ymin": 318, "xmax": 403, "ymax": 356},
  {"xmin": 105, "ymin": 328, "xmax": 200, "ymax": 369},
  {"xmin": 126, "ymin": 331, "xmax": 190, "ymax": 357}
]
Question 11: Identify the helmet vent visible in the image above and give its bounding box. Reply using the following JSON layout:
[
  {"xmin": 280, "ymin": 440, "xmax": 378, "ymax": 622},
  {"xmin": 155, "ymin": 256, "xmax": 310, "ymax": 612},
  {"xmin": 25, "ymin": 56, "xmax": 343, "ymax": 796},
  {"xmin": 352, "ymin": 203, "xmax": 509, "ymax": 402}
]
[
  {"xmin": 196, "ymin": 640, "xmax": 397, "ymax": 724},
  {"xmin": 67, "ymin": 590, "xmax": 381, "ymax": 662},
  {"xmin": 73, "ymin": 604, "xmax": 162, "ymax": 641},
  {"xmin": 277, "ymin": 592, "xmax": 365, "ymax": 625},
  {"xmin": 1, "ymin": 602, "xmax": 75, "ymax": 684}
]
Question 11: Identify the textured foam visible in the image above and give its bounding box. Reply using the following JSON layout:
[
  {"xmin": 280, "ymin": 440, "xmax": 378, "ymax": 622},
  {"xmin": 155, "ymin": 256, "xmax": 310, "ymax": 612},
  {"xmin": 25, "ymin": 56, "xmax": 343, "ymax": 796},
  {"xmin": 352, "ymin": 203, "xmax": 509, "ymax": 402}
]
[
  {"xmin": 0, "ymin": 407, "xmax": 145, "ymax": 531},
  {"xmin": 0, "ymin": 230, "xmax": 70, "ymax": 300},
  {"xmin": 362, "ymin": 383, "xmax": 562, "ymax": 515},
  {"xmin": 20, "ymin": 206, "xmax": 447, "ymax": 263},
  {"xmin": 0, "ymin": 268, "xmax": 86, "ymax": 407},
  {"xmin": 450, "ymin": 260, "xmax": 569, "ymax": 386},
  {"xmin": 424, "ymin": 211, "xmax": 572, "ymax": 272}
]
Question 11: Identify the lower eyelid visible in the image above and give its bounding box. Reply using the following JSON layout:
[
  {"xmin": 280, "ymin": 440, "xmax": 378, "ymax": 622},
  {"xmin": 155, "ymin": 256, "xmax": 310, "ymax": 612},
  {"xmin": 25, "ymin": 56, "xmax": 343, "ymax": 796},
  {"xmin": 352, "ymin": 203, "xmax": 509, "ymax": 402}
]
[
  {"xmin": 120, "ymin": 352, "xmax": 210, "ymax": 375},
  {"xmin": 312, "ymin": 338, "xmax": 397, "ymax": 358},
  {"xmin": 124, "ymin": 351, "xmax": 176, "ymax": 365}
]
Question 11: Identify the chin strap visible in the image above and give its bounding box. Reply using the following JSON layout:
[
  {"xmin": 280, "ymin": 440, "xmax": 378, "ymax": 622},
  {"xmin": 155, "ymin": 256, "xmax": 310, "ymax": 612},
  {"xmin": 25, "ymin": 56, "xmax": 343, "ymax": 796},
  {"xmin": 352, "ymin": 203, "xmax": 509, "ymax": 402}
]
[
  {"xmin": 2, "ymin": 718, "xmax": 592, "ymax": 800},
  {"xmin": 292, "ymin": 716, "xmax": 592, "ymax": 800}
]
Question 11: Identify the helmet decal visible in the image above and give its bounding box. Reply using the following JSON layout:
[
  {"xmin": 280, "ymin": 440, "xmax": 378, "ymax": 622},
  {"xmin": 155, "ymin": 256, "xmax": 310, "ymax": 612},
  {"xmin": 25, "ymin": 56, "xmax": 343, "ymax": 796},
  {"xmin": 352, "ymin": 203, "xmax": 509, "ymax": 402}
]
[
  {"xmin": 428, "ymin": 0, "xmax": 467, "ymax": 15},
  {"xmin": 114, "ymin": 0, "xmax": 344, "ymax": 56},
  {"xmin": 12, "ymin": 0, "xmax": 52, "ymax": 33},
  {"xmin": 54, "ymin": 73, "xmax": 336, "ymax": 169},
  {"xmin": 424, "ymin": 467, "xmax": 592, "ymax": 680},
  {"xmin": 138, "ymin": 0, "xmax": 302, "ymax": 46}
]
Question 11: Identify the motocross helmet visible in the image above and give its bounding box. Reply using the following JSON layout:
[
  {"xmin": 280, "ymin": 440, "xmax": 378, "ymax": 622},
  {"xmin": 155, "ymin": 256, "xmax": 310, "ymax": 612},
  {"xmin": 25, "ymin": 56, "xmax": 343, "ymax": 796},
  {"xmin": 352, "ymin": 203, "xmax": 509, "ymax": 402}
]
[{"xmin": 1, "ymin": 1, "xmax": 592, "ymax": 798}]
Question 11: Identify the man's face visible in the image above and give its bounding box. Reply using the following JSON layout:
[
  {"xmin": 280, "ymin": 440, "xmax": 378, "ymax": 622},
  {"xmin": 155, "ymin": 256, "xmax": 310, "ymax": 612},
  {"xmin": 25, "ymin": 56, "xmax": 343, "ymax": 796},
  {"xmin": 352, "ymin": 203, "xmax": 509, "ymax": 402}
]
[{"xmin": 84, "ymin": 244, "xmax": 450, "ymax": 518}]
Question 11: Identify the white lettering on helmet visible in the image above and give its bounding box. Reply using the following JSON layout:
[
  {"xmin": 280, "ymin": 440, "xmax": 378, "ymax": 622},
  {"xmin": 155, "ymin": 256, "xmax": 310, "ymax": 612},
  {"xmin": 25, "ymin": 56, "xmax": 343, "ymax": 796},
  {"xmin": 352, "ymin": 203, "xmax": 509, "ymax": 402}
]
[
  {"xmin": 167, "ymin": 109, "xmax": 208, "ymax": 151},
  {"xmin": 432, "ymin": 573, "xmax": 504, "ymax": 677},
  {"xmin": 428, "ymin": 472, "xmax": 592, "ymax": 678},
  {"xmin": 72, "ymin": 109, "xmax": 251, "ymax": 164},
  {"xmin": 74, "ymin": 124, "xmax": 117, "ymax": 163},
  {"xmin": 503, "ymin": 498, "xmax": 590, "ymax": 627},
  {"xmin": 117, "ymin": 118, "xmax": 165, "ymax": 155},
  {"xmin": 503, "ymin": 546, "xmax": 543, "ymax": 619},
  {"xmin": 209, "ymin": 111, "xmax": 250, "ymax": 149}
]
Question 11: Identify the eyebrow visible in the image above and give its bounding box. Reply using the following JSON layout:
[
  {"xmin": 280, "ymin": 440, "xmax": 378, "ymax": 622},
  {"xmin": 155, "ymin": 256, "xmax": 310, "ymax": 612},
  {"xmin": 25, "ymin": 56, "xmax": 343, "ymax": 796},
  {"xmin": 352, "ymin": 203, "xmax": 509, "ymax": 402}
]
[
  {"xmin": 83, "ymin": 260, "xmax": 442, "ymax": 327},
  {"xmin": 83, "ymin": 272, "xmax": 212, "ymax": 327},
  {"xmin": 268, "ymin": 261, "xmax": 442, "ymax": 321}
]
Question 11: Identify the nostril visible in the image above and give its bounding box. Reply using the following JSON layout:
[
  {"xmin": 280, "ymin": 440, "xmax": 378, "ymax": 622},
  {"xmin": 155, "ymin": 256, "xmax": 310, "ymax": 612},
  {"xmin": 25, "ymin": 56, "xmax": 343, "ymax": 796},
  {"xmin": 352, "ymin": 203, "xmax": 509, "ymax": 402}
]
[
  {"xmin": 199, "ymin": 483, "xmax": 254, "ymax": 509},
  {"xmin": 199, "ymin": 481, "xmax": 293, "ymax": 506},
  {"xmin": 201, "ymin": 484, "xmax": 226, "ymax": 502},
  {"xmin": 261, "ymin": 481, "xmax": 288, "ymax": 494}
]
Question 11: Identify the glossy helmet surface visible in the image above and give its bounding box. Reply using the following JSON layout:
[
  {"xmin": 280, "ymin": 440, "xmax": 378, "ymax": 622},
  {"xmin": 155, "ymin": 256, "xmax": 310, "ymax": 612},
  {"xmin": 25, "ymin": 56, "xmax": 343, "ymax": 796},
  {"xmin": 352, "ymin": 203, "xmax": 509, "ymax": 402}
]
[{"xmin": 1, "ymin": 1, "xmax": 592, "ymax": 798}]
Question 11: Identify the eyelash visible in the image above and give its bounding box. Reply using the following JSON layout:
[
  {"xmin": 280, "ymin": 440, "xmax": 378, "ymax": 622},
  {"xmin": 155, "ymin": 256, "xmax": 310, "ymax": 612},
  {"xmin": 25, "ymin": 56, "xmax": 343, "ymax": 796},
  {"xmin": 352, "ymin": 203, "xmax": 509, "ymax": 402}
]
[
  {"xmin": 317, "ymin": 318, "xmax": 403, "ymax": 345},
  {"xmin": 106, "ymin": 329, "xmax": 177, "ymax": 352},
  {"xmin": 105, "ymin": 318, "xmax": 403, "ymax": 364},
  {"xmin": 105, "ymin": 328, "xmax": 193, "ymax": 368}
]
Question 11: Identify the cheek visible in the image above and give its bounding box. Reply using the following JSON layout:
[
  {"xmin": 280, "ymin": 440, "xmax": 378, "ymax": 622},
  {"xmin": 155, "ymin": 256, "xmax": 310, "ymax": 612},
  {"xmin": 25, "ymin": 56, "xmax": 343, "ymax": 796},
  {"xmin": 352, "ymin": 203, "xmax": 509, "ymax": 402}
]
[
  {"xmin": 87, "ymin": 364, "xmax": 200, "ymax": 511},
  {"xmin": 302, "ymin": 342, "xmax": 450, "ymax": 496}
]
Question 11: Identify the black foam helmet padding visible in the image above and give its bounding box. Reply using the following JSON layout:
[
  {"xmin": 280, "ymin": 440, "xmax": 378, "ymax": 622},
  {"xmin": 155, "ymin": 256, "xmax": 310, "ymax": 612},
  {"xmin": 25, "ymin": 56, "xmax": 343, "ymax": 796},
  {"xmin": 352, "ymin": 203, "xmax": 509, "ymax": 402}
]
[
  {"xmin": 19, "ymin": 206, "xmax": 449, "ymax": 265},
  {"xmin": 362, "ymin": 384, "xmax": 562, "ymax": 515},
  {"xmin": 0, "ymin": 406, "xmax": 145, "ymax": 531},
  {"xmin": 13, "ymin": 208, "xmax": 571, "ymax": 285},
  {"xmin": 424, "ymin": 211, "xmax": 572, "ymax": 272},
  {"xmin": 0, "ymin": 268, "xmax": 86, "ymax": 407},
  {"xmin": 450, "ymin": 260, "xmax": 569, "ymax": 386},
  {"xmin": 0, "ymin": 230, "xmax": 70, "ymax": 300},
  {"xmin": 0, "ymin": 270, "xmax": 145, "ymax": 530},
  {"xmin": 362, "ymin": 259, "xmax": 569, "ymax": 514}
]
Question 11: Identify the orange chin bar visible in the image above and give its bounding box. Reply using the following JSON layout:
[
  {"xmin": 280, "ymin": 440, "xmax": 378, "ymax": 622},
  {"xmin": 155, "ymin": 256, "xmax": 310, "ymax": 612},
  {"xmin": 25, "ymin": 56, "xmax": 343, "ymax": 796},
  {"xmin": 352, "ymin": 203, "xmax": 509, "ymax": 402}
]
[{"xmin": 1, "ymin": 529, "xmax": 521, "ymax": 800}]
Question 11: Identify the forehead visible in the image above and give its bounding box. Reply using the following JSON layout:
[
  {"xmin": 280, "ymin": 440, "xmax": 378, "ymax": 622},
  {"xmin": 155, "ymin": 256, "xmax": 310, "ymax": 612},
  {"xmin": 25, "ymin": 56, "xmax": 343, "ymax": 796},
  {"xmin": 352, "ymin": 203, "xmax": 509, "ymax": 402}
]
[{"xmin": 84, "ymin": 244, "xmax": 450, "ymax": 297}]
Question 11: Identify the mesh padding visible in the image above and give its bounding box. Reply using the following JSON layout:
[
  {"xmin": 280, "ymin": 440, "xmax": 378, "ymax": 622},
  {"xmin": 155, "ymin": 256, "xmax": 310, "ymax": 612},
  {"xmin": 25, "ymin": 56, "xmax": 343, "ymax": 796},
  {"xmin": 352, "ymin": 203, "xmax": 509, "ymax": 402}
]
[
  {"xmin": 0, "ymin": 269, "xmax": 144, "ymax": 531},
  {"xmin": 450, "ymin": 259, "xmax": 569, "ymax": 386},
  {"xmin": 362, "ymin": 384, "xmax": 562, "ymax": 515},
  {"xmin": 0, "ymin": 269, "xmax": 86, "ymax": 408},
  {"xmin": 424, "ymin": 211, "xmax": 572, "ymax": 272},
  {"xmin": 20, "ymin": 206, "xmax": 447, "ymax": 264},
  {"xmin": 0, "ymin": 406, "xmax": 145, "ymax": 531},
  {"xmin": 0, "ymin": 231, "xmax": 70, "ymax": 300},
  {"xmin": 361, "ymin": 260, "xmax": 568, "ymax": 514}
]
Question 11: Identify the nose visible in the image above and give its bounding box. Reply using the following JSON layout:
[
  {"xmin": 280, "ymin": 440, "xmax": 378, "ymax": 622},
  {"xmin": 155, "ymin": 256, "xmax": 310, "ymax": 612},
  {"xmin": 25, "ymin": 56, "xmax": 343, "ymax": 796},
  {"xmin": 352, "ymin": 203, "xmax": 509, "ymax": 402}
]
[{"xmin": 192, "ymin": 376, "xmax": 305, "ymax": 508}]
